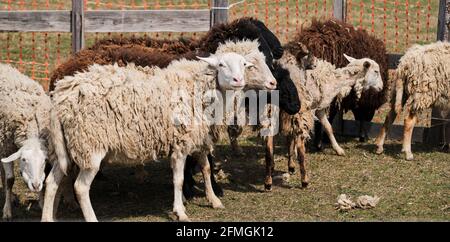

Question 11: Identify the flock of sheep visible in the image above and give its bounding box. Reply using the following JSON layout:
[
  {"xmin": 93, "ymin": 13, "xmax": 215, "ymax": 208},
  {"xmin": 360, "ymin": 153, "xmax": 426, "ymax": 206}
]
[{"xmin": 0, "ymin": 17, "xmax": 449, "ymax": 222}]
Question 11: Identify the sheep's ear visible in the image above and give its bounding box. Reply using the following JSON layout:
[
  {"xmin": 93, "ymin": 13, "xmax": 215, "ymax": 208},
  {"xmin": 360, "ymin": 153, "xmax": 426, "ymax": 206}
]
[
  {"xmin": 197, "ymin": 55, "xmax": 219, "ymax": 67},
  {"xmin": 1, "ymin": 150, "xmax": 21, "ymax": 163},
  {"xmin": 344, "ymin": 54, "xmax": 356, "ymax": 63}
]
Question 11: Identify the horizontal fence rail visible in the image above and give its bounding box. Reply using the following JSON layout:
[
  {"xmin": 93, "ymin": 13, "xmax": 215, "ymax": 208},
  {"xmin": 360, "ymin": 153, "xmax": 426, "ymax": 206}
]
[{"xmin": 0, "ymin": 10, "xmax": 211, "ymax": 33}]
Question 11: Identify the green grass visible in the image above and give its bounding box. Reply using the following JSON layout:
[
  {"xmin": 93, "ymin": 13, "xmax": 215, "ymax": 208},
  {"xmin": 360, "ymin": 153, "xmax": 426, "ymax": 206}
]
[{"xmin": 3, "ymin": 129, "xmax": 449, "ymax": 221}]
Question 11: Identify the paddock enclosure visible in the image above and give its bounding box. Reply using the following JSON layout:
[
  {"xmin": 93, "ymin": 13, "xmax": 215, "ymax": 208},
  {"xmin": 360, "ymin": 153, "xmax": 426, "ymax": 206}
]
[{"xmin": 0, "ymin": 0, "xmax": 449, "ymax": 221}]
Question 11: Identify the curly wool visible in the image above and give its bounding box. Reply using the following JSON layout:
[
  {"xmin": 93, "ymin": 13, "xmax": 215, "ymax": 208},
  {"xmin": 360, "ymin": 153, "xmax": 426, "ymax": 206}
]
[
  {"xmin": 394, "ymin": 41, "xmax": 450, "ymax": 114},
  {"xmin": 52, "ymin": 61, "xmax": 216, "ymax": 169},
  {"xmin": 0, "ymin": 63, "xmax": 51, "ymax": 157},
  {"xmin": 277, "ymin": 52, "xmax": 374, "ymax": 139},
  {"xmin": 295, "ymin": 19, "xmax": 389, "ymax": 112}
]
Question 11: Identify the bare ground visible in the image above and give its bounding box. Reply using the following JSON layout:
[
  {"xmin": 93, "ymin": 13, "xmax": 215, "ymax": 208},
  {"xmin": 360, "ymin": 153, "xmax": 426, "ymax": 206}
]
[{"xmin": 2, "ymin": 129, "xmax": 449, "ymax": 222}]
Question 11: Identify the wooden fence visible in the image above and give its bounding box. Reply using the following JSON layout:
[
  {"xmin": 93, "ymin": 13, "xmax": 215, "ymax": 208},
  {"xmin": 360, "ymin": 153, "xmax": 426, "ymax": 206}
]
[
  {"xmin": 0, "ymin": 0, "xmax": 229, "ymax": 53},
  {"xmin": 0, "ymin": 0, "xmax": 448, "ymax": 145}
]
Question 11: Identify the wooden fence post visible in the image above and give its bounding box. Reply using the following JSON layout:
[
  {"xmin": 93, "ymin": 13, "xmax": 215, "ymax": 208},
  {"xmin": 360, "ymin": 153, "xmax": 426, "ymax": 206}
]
[
  {"xmin": 211, "ymin": 0, "xmax": 229, "ymax": 27},
  {"xmin": 72, "ymin": 0, "xmax": 84, "ymax": 53},
  {"xmin": 331, "ymin": 0, "xmax": 346, "ymax": 134},
  {"xmin": 333, "ymin": 0, "xmax": 346, "ymax": 21},
  {"xmin": 425, "ymin": 0, "xmax": 450, "ymax": 145}
]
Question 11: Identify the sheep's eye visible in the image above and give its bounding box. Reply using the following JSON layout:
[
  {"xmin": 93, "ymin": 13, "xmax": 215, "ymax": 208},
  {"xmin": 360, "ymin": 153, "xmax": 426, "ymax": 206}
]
[
  {"xmin": 21, "ymin": 158, "xmax": 26, "ymax": 162},
  {"xmin": 219, "ymin": 63, "xmax": 224, "ymax": 67}
]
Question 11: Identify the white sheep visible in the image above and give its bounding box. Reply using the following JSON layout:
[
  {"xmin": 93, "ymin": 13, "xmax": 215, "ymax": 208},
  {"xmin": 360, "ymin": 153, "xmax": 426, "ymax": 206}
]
[
  {"xmin": 42, "ymin": 41, "xmax": 276, "ymax": 222},
  {"xmin": 0, "ymin": 63, "xmax": 51, "ymax": 220},
  {"xmin": 271, "ymin": 52, "xmax": 383, "ymax": 189},
  {"xmin": 375, "ymin": 41, "xmax": 450, "ymax": 160}
]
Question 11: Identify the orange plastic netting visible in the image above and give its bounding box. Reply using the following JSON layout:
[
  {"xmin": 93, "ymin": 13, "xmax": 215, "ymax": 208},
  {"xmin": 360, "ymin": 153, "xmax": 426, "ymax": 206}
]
[{"xmin": 0, "ymin": 0, "xmax": 440, "ymax": 88}]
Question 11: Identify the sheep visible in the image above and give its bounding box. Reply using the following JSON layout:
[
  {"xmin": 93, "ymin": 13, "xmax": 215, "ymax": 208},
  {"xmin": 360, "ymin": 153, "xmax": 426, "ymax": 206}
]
[
  {"xmin": 375, "ymin": 42, "xmax": 450, "ymax": 160},
  {"xmin": 48, "ymin": 17, "xmax": 298, "ymax": 200},
  {"xmin": 0, "ymin": 63, "xmax": 51, "ymax": 220},
  {"xmin": 295, "ymin": 19, "xmax": 389, "ymax": 148},
  {"xmin": 267, "ymin": 51, "xmax": 384, "ymax": 190},
  {"xmin": 42, "ymin": 41, "xmax": 277, "ymax": 222}
]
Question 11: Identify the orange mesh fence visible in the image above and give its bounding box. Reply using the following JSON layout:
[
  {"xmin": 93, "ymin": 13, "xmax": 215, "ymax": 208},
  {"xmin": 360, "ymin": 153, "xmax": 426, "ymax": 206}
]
[
  {"xmin": 346, "ymin": 0, "xmax": 439, "ymax": 53},
  {"xmin": 0, "ymin": 0, "xmax": 440, "ymax": 89}
]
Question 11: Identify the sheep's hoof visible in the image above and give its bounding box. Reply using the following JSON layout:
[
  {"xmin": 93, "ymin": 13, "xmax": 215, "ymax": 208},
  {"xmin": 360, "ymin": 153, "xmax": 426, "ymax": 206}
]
[
  {"xmin": 301, "ymin": 182, "xmax": 309, "ymax": 188},
  {"xmin": 2, "ymin": 211, "xmax": 12, "ymax": 221},
  {"xmin": 375, "ymin": 146, "xmax": 384, "ymax": 155},
  {"xmin": 264, "ymin": 184, "xmax": 272, "ymax": 191},
  {"xmin": 41, "ymin": 218, "xmax": 55, "ymax": 222},
  {"xmin": 359, "ymin": 136, "xmax": 368, "ymax": 142},
  {"xmin": 288, "ymin": 167, "xmax": 296, "ymax": 175},
  {"xmin": 212, "ymin": 202, "xmax": 225, "ymax": 209},
  {"xmin": 405, "ymin": 153, "xmax": 414, "ymax": 161},
  {"xmin": 177, "ymin": 214, "xmax": 191, "ymax": 222},
  {"xmin": 335, "ymin": 149, "xmax": 346, "ymax": 156}
]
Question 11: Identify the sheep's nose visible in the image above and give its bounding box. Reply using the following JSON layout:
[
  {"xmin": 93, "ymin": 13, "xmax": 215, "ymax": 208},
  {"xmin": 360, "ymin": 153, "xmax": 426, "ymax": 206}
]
[
  {"xmin": 233, "ymin": 77, "xmax": 242, "ymax": 83},
  {"xmin": 32, "ymin": 182, "xmax": 41, "ymax": 191},
  {"xmin": 266, "ymin": 79, "xmax": 277, "ymax": 90}
]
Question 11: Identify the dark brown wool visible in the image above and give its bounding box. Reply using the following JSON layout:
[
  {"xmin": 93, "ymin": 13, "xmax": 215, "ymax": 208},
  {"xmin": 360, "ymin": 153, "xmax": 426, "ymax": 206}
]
[
  {"xmin": 295, "ymin": 19, "xmax": 389, "ymax": 113},
  {"xmin": 49, "ymin": 44, "xmax": 200, "ymax": 91}
]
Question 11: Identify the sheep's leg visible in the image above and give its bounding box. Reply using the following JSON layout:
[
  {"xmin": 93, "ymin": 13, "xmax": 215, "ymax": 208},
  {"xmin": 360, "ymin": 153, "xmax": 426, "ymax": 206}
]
[
  {"xmin": 313, "ymin": 121, "xmax": 324, "ymax": 151},
  {"xmin": 0, "ymin": 165, "xmax": 5, "ymax": 192},
  {"xmin": 317, "ymin": 110, "xmax": 345, "ymax": 156},
  {"xmin": 207, "ymin": 154, "xmax": 223, "ymax": 197},
  {"xmin": 61, "ymin": 173, "xmax": 78, "ymax": 211},
  {"xmin": 51, "ymin": 179, "xmax": 64, "ymax": 219},
  {"xmin": 264, "ymin": 136, "xmax": 275, "ymax": 191},
  {"xmin": 375, "ymin": 107, "xmax": 398, "ymax": 154},
  {"xmin": 198, "ymin": 153, "xmax": 224, "ymax": 209},
  {"xmin": 75, "ymin": 152, "xmax": 103, "ymax": 222},
  {"xmin": 171, "ymin": 152, "xmax": 190, "ymax": 222},
  {"xmin": 227, "ymin": 125, "xmax": 244, "ymax": 155},
  {"xmin": 296, "ymin": 137, "xmax": 309, "ymax": 188},
  {"xmin": 41, "ymin": 164, "xmax": 65, "ymax": 222},
  {"xmin": 287, "ymin": 136, "xmax": 297, "ymax": 175},
  {"xmin": 402, "ymin": 112, "xmax": 417, "ymax": 160},
  {"xmin": 2, "ymin": 162, "xmax": 14, "ymax": 221},
  {"xmin": 182, "ymin": 155, "xmax": 197, "ymax": 200}
]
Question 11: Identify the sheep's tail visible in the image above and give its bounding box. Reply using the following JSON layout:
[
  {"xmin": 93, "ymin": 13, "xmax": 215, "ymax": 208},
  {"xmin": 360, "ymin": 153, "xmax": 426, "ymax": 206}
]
[
  {"xmin": 50, "ymin": 108, "xmax": 71, "ymax": 176},
  {"xmin": 391, "ymin": 71, "xmax": 405, "ymax": 114}
]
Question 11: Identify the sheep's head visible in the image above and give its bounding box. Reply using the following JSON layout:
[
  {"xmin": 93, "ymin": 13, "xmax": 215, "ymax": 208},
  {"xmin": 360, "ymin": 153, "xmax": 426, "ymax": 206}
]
[
  {"xmin": 344, "ymin": 54, "xmax": 383, "ymax": 92},
  {"xmin": 287, "ymin": 42, "xmax": 317, "ymax": 71},
  {"xmin": 214, "ymin": 40, "xmax": 277, "ymax": 91},
  {"xmin": 198, "ymin": 53, "xmax": 253, "ymax": 91},
  {"xmin": 1, "ymin": 138, "xmax": 47, "ymax": 192},
  {"xmin": 242, "ymin": 50, "xmax": 277, "ymax": 90}
]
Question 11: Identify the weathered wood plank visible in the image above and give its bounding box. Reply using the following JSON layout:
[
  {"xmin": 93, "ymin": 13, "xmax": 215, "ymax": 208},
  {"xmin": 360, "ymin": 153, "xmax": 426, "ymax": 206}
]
[
  {"xmin": 333, "ymin": 0, "xmax": 346, "ymax": 21},
  {"xmin": 211, "ymin": 0, "xmax": 229, "ymax": 26},
  {"xmin": 72, "ymin": 0, "xmax": 85, "ymax": 53},
  {"xmin": 84, "ymin": 10, "xmax": 211, "ymax": 33},
  {"xmin": 437, "ymin": 0, "xmax": 450, "ymax": 41},
  {"xmin": 0, "ymin": 11, "xmax": 71, "ymax": 32}
]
